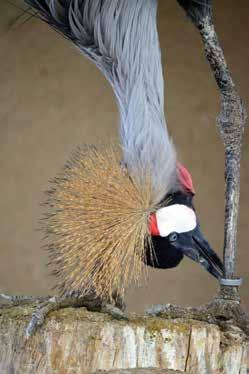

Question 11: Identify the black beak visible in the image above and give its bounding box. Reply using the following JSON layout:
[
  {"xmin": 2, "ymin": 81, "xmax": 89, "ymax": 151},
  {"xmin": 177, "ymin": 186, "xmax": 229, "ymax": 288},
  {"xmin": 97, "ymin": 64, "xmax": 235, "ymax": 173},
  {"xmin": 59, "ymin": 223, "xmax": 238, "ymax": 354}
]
[{"xmin": 178, "ymin": 226, "xmax": 224, "ymax": 279}]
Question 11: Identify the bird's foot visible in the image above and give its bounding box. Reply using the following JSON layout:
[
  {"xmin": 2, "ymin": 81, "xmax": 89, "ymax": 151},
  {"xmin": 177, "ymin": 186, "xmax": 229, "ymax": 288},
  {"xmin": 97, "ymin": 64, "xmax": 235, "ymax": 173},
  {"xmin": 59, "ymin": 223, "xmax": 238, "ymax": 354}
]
[
  {"xmin": 146, "ymin": 303, "xmax": 195, "ymax": 319},
  {"xmin": 26, "ymin": 292, "xmax": 127, "ymax": 338},
  {"xmin": 146, "ymin": 294, "xmax": 249, "ymax": 337}
]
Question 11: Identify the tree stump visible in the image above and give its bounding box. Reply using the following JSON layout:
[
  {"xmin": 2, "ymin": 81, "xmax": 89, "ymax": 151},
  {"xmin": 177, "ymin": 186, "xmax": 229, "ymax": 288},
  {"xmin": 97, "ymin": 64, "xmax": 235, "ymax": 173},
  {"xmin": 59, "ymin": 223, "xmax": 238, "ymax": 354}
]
[{"xmin": 0, "ymin": 305, "xmax": 248, "ymax": 373}]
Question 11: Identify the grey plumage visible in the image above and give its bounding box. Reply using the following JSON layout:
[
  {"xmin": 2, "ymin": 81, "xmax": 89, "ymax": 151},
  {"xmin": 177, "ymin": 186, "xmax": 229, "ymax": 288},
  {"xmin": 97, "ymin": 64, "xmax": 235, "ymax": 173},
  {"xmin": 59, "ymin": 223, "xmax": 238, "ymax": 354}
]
[{"xmin": 24, "ymin": 0, "xmax": 177, "ymax": 204}]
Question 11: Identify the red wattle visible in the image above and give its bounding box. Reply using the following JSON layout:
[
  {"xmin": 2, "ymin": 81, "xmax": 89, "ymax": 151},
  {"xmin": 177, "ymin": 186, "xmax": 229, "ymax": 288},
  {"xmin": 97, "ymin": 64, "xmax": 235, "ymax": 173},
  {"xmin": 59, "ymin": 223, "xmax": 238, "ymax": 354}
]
[
  {"xmin": 177, "ymin": 162, "xmax": 196, "ymax": 195},
  {"xmin": 149, "ymin": 213, "xmax": 160, "ymax": 236}
]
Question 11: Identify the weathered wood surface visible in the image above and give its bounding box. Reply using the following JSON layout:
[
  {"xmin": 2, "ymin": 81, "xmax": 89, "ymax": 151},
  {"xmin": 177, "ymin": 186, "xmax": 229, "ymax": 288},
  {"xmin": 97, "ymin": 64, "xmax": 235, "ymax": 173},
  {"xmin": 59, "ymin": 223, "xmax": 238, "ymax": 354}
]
[{"xmin": 0, "ymin": 305, "xmax": 248, "ymax": 374}]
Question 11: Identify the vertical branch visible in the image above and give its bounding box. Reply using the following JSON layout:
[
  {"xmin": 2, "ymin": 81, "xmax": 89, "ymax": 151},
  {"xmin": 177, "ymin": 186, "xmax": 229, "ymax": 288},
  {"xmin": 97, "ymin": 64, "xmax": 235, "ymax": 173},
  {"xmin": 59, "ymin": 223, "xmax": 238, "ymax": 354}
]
[{"xmin": 176, "ymin": 1, "xmax": 247, "ymax": 280}]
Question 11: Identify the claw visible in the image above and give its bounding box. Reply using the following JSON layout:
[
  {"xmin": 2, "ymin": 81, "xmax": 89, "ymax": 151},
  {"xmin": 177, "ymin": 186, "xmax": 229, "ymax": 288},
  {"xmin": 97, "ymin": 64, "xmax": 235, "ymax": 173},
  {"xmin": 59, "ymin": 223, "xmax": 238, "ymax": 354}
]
[
  {"xmin": 26, "ymin": 312, "xmax": 44, "ymax": 338},
  {"xmin": 102, "ymin": 303, "xmax": 128, "ymax": 321},
  {"xmin": 25, "ymin": 296, "xmax": 60, "ymax": 338},
  {"xmin": 146, "ymin": 304, "xmax": 171, "ymax": 316},
  {"xmin": 0, "ymin": 294, "xmax": 13, "ymax": 305}
]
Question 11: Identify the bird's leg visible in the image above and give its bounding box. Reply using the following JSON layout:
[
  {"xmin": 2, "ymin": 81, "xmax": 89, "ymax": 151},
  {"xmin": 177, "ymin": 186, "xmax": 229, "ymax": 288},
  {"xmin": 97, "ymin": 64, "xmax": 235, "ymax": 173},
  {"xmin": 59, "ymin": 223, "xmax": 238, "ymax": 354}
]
[
  {"xmin": 197, "ymin": 15, "xmax": 247, "ymax": 287},
  {"xmin": 177, "ymin": 1, "xmax": 247, "ymax": 297},
  {"xmin": 25, "ymin": 291, "xmax": 127, "ymax": 338},
  {"xmin": 148, "ymin": 2, "xmax": 248, "ymax": 336}
]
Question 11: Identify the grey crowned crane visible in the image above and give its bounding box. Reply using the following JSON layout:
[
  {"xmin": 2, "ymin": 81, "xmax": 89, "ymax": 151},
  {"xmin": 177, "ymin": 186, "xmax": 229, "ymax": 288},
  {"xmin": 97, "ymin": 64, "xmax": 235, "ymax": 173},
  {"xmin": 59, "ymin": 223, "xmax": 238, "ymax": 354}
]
[{"xmin": 1, "ymin": 0, "xmax": 247, "ymax": 337}]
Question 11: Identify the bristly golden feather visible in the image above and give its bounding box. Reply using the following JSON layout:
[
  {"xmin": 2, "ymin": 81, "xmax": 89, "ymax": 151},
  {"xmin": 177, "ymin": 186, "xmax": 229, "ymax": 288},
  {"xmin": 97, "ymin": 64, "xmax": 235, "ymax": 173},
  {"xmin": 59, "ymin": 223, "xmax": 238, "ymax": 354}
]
[{"xmin": 42, "ymin": 145, "xmax": 159, "ymax": 301}]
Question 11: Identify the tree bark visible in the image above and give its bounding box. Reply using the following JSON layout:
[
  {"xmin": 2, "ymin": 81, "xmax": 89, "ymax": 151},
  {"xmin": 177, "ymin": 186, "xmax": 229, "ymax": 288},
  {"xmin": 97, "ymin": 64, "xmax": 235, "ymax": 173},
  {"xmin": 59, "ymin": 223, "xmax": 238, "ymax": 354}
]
[{"xmin": 0, "ymin": 305, "xmax": 248, "ymax": 373}]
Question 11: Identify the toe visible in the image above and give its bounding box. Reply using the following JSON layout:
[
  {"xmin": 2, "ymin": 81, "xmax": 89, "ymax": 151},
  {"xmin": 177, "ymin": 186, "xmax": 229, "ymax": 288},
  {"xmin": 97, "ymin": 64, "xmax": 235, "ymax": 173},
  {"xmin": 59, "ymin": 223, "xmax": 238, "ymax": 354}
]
[{"xmin": 102, "ymin": 303, "xmax": 129, "ymax": 320}]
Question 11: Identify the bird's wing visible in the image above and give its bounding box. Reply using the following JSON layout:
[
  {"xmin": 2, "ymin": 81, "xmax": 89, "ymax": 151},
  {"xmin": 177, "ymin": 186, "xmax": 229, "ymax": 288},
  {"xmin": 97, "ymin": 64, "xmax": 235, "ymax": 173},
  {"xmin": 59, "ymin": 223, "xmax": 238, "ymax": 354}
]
[{"xmin": 24, "ymin": 0, "xmax": 178, "ymax": 204}]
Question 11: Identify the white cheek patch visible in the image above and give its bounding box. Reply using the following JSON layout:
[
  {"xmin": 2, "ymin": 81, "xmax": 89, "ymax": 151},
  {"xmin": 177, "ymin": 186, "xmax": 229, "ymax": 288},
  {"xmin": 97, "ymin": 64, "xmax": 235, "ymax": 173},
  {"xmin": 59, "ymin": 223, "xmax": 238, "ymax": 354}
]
[{"xmin": 156, "ymin": 204, "xmax": 197, "ymax": 237}]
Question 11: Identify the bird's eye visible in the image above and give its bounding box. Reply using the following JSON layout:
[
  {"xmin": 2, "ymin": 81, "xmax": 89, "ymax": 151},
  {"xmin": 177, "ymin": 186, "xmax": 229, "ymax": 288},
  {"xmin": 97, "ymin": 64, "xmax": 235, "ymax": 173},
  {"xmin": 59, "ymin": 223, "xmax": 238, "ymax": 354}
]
[{"xmin": 169, "ymin": 232, "xmax": 178, "ymax": 242}]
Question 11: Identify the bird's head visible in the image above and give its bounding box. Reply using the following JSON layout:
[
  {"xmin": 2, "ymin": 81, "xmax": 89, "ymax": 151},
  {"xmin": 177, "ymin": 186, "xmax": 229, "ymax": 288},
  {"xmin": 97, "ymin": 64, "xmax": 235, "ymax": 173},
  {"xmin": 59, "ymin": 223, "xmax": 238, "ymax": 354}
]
[{"xmin": 148, "ymin": 163, "xmax": 223, "ymax": 279}]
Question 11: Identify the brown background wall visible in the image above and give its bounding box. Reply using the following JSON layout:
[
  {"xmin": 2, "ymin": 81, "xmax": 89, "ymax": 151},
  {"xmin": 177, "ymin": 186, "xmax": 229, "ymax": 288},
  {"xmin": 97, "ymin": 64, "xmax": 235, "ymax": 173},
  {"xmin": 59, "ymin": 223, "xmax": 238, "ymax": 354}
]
[{"xmin": 0, "ymin": 0, "xmax": 248, "ymax": 311}]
